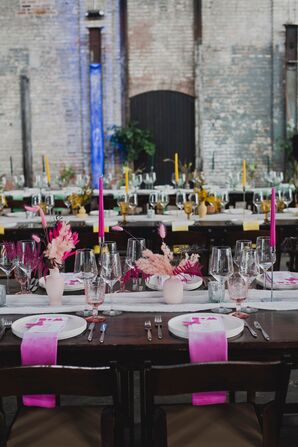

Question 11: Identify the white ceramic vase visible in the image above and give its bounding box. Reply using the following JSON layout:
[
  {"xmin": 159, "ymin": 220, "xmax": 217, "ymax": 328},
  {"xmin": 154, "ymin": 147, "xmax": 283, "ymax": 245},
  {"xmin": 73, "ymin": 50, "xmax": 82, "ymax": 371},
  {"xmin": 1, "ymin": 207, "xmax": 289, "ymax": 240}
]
[
  {"xmin": 45, "ymin": 268, "xmax": 64, "ymax": 306},
  {"xmin": 163, "ymin": 276, "xmax": 183, "ymax": 304}
]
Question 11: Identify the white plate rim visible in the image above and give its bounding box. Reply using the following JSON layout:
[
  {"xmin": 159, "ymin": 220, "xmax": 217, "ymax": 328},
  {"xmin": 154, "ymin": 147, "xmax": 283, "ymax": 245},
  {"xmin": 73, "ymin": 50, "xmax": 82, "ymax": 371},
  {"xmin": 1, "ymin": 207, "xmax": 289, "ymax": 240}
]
[
  {"xmin": 146, "ymin": 275, "xmax": 203, "ymax": 291},
  {"xmin": 12, "ymin": 314, "xmax": 87, "ymax": 340},
  {"xmin": 168, "ymin": 313, "xmax": 244, "ymax": 339},
  {"xmin": 256, "ymin": 272, "xmax": 298, "ymax": 290},
  {"xmin": 39, "ymin": 273, "xmax": 84, "ymax": 291}
]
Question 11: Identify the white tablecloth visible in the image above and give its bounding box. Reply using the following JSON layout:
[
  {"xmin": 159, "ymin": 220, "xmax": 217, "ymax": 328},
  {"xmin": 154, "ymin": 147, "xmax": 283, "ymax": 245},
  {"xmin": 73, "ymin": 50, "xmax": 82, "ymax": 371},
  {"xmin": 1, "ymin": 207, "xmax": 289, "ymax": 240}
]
[{"xmin": 0, "ymin": 289, "xmax": 297, "ymax": 315}]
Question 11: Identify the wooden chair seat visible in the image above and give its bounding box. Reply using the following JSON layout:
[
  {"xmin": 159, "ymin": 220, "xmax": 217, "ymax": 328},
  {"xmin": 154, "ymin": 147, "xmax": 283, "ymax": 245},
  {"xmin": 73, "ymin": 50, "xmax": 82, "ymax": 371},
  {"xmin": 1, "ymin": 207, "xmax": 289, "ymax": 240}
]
[
  {"xmin": 7, "ymin": 406, "xmax": 107, "ymax": 447},
  {"xmin": 157, "ymin": 403, "xmax": 262, "ymax": 447}
]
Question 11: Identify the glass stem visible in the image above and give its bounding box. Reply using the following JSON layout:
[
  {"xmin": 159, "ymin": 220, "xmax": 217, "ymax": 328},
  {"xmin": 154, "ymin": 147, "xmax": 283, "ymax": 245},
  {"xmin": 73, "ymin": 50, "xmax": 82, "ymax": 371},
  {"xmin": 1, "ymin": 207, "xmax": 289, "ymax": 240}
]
[
  {"xmin": 6, "ymin": 274, "xmax": 9, "ymax": 294},
  {"xmin": 264, "ymin": 269, "xmax": 267, "ymax": 290},
  {"xmin": 219, "ymin": 279, "xmax": 225, "ymax": 309},
  {"xmin": 270, "ymin": 264, "xmax": 274, "ymax": 302},
  {"xmin": 110, "ymin": 284, "xmax": 114, "ymax": 312},
  {"xmin": 92, "ymin": 306, "xmax": 98, "ymax": 318}
]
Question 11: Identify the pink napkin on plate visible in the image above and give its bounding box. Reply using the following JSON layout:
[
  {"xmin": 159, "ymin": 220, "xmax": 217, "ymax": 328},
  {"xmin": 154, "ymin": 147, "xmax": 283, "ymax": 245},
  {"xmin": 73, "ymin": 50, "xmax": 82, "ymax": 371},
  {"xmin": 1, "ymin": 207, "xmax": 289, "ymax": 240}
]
[
  {"xmin": 21, "ymin": 317, "xmax": 67, "ymax": 408},
  {"xmin": 184, "ymin": 316, "xmax": 227, "ymax": 405}
]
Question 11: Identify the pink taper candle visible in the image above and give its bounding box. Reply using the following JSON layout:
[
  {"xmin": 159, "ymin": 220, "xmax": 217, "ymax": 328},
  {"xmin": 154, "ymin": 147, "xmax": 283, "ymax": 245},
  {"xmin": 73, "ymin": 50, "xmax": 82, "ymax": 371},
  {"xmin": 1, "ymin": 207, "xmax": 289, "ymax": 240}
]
[
  {"xmin": 270, "ymin": 187, "xmax": 276, "ymax": 248},
  {"xmin": 98, "ymin": 176, "xmax": 105, "ymax": 241}
]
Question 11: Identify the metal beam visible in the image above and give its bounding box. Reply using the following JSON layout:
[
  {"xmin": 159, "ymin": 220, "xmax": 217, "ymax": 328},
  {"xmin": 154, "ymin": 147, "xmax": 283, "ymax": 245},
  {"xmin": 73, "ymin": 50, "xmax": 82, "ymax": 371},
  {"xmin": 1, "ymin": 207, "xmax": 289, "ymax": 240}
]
[{"xmin": 20, "ymin": 75, "xmax": 33, "ymax": 187}]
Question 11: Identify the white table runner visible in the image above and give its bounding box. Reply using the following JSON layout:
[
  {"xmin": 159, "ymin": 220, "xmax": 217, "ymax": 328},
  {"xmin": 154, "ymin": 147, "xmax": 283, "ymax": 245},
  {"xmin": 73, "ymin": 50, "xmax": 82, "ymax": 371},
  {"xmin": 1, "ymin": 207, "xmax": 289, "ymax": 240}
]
[{"xmin": 0, "ymin": 289, "xmax": 297, "ymax": 314}]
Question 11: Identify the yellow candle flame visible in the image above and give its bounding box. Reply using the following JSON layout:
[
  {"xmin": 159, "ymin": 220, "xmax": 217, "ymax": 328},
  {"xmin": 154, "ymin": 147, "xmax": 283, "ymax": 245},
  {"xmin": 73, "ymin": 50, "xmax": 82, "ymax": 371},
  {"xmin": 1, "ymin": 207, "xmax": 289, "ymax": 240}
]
[{"xmin": 174, "ymin": 153, "xmax": 179, "ymax": 183}]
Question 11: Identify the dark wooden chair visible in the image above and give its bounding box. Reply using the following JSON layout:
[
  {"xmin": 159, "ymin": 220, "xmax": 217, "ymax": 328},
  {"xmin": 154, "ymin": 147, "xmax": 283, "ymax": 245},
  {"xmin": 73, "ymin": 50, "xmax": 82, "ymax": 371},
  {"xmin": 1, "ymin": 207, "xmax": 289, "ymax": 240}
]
[
  {"xmin": 0, "ymin": 364, "xmax": 123, "ymax": 447},
  {"xmin": 142, "ymin": 361, "xmax": 290, "ymax": 447}
]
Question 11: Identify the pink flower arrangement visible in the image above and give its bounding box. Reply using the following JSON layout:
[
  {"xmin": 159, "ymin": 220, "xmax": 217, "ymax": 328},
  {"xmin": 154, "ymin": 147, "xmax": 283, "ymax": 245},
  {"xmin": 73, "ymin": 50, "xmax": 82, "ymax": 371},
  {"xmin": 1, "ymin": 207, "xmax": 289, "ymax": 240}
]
[
  {"xmin": 135, "ymin": 223, "xmax": 202, "ymax": 278},
  {"xmin": 24, "ymin": 205, "xmax": 79, "ymax": 270}
]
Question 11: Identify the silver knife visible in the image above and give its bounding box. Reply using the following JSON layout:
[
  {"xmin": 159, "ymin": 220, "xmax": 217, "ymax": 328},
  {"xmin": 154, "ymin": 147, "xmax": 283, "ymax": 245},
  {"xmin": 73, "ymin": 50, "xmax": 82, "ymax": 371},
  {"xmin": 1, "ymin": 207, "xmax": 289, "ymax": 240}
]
[
  {"xmin": 99, "ymin": 323, "xmax": 107, "ymax": 343},
  {"xmin": 87, "ymin": 322, "xmax": 96, "ymax": 342},
  {"xmin": 244, "ymin": 321, "xmax": 258, "ymax": 338},
  {"xmin": 253, "ymin": 321, "xmax": 270, "ymax": 341}
]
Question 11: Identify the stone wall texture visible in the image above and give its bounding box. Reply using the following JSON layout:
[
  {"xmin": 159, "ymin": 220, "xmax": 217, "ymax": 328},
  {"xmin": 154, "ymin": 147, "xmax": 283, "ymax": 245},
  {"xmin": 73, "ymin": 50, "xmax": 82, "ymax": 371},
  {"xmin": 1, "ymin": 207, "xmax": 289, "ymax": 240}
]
[{"xmin": 0, "ymin": 0, "xmax": 297, "ymax": 185}]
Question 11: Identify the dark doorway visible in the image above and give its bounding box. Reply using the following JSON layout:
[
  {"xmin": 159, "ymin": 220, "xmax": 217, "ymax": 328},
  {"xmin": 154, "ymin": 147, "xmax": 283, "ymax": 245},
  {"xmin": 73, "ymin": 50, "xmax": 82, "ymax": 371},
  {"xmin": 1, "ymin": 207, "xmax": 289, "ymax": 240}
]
[{"xmin": 130, "ymin": 90, "xmax": 195, "ymax": 184}]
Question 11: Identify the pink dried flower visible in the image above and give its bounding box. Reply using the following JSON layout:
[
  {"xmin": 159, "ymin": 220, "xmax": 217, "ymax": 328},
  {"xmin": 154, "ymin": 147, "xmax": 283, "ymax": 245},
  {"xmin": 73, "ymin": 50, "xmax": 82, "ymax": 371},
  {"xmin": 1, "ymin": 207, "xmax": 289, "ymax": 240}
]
[
  {"xmin": 32, "ymin": 234, "xmax": 41, "ymax": 243},
  {"xmin": 112, "ymin": 225, "xmax": 124, "ymax": 232},
  {"xmin": 158, "ymin": 223, "xmax": 166, "ymax": 240}
]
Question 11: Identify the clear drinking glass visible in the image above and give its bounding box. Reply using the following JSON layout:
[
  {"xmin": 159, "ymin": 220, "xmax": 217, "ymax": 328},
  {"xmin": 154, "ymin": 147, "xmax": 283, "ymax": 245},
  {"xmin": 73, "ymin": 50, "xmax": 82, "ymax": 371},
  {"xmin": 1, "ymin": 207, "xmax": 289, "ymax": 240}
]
[
  {"xmin": 217, "ymin": 191, "xmax": 229, "ymax": 210},
  {"xmin": 0, "ymin": 242, "xmax": 16, "ymax": 294},
  {"xmin": 128, "ymin": 193, "xmax": 138, "ymax": 213},
  {"xmin": 281, "ymin": 188, "xmax": 293, "ymax": 210},
  {"xmin": 176, "ymin": 191, "xmax": 186, "ymax": 211},
  {"xmin": 209, "ymin": 246, "xmax": 234, "ymax": 313},
  {"xmin": 234, "ymin": 240, "xmax": 252, "ymax": 268},
  {"xmin": 253, "ymin": 191, "xmax": 263, "ymax": 214},
  {"xmin": 85, "ymin": 276, "xmax": 106, "ymax": 323},
  {"xmin": 16, "ymin": 240, "xmax": 38, "ymax": 293},
  {"xmin": 239, "ymin": 247, "xmax": 259, "ymax": 313},
  {"xmin": 256, "ymin": 236, "xmax": 276, "ymax": 292},
  {"xmin": 101, "ymin": 252, "xmax": 122, "ymax": 316},
  {"xmin": 74, "ymin": 248, "xmax": 98, "ymax": 281},
  {"xmin": 45, "ymin": 193, "xmax": 55, "ymax": 215},
  {"xmin": 227, "ymin": 272, "xmax": 248, "ymax": 316},
  {"xmin": 31, "ymin": 193, "xmax": 42, "ymax": 207},
  {"xmin": 14, "ymin": 264, "xmax": 28, "ymax": 294},
  {"xmin": 126, "ymin": 238, "xmax": 146, "ymax": 290}
]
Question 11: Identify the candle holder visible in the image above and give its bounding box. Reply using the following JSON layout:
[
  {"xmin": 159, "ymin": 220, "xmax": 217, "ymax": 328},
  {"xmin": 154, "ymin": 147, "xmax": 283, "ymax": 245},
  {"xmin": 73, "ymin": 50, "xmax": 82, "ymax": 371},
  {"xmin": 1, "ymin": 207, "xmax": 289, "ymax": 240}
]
[
  {"xmin": 261, "ymin": 199, "xmax": 271, "ymax": 224},
  {"xmin": 119, "ymin": 201, "xmax": 129, "ymax": 224},
  {"xmin": 183, "ymin": 201, "xmax": 193, "ymax": 220}
]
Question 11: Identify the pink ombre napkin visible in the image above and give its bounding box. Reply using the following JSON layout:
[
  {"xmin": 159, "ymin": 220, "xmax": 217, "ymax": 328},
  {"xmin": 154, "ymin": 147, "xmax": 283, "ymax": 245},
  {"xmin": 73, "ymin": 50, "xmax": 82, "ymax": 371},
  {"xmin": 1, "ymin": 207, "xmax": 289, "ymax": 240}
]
[
  {"xmin": 21, "ymin": 317, "xmax": 67, "ymax": 408},
  {"xmin": 185, "ymin": 316, "xmax": 227, "ymax": 405}
]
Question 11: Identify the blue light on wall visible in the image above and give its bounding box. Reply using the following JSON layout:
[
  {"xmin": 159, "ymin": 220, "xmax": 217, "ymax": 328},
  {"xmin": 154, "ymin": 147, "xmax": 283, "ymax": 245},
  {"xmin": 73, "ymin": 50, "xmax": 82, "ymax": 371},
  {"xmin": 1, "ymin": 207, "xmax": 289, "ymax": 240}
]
[{"xmin": 90, "ymin": 63, "xmax": 104, "ymax": 187}]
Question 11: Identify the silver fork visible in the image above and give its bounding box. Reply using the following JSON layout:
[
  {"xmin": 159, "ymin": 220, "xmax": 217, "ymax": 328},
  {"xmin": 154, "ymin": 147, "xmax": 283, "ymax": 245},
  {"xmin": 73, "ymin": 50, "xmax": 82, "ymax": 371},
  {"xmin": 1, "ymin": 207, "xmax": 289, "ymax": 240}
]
[
  {"xmin": 0, "ymin": 319, "xmax": 12, "ymax": 341},
  {"xmin": 154, "ymin": 315, "xmax": 163, "ymax": 340},
  {"xmin": 144, "ymin": 320, "xmax": 152, "ymax": 342}
]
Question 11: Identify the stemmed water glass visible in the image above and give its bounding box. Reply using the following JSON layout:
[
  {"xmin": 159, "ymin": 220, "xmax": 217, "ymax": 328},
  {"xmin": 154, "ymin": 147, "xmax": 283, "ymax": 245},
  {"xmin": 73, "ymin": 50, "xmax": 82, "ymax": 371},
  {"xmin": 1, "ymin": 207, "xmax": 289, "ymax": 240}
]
[
  {"xmin": 14, "ymin": 265, "xmax": 28, "ymax": 294},
  {"xmin": 176, "ymin": 191, "xmax": 186, "ymax": 212},
  {"xmin": 239, "ymin": 248, "xmax": 260, "ymax": 313},
  {"xmin": 217, "ymin": 191, "xmax": 229, "ymax": 211},
  {"xmin": 227, "ymin": 273, "xmax": 248, "ymax": 316},
  {"xmin": 280, "ymin": 188, "xmax": 293, "ymax": 211},
  {"xmin": 101, "ymin": 252, "xmax": 122, "ymax": 316},
  {"xmin": 16, "ymin": 240, "xmax": 38, "ymax": 293},
  {"xmin": 0, "ymin": 242, "xmax": 16, "ymax": 294},
  {"xmin": 85, "ymin": 277, "xmax": 106, "ymax": 323},
  {"xmin": 209, "ymin": 246, "xmax": 234, "ymax": 313},
  {"xmin": 253, "ymin": 191, "xmax": 263, "ymax": 214},
  {"xmin": 98, "ymin": 241, "xmax": 117, "ymax": 273},
  {"xmin": 234, "ymin": 240, "xmax": 252, "ymax": 269},
  {"xmin": 44, "ymin": 193, "xmax": 55, "ymax": 215},
  {"xmin": 256, "ymin": 236, "xmax": 276, "ymax": 300},
  {"xmin": 149, "ymin": 192, "xmax": 159, "ymax": 212}
]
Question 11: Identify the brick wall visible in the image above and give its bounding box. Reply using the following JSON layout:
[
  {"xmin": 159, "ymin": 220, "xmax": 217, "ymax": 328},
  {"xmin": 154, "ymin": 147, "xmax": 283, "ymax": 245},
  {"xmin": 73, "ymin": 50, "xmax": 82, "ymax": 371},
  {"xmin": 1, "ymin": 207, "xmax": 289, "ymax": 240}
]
[{"xmin": 0, "ymin": 0, "xmax": 297, "ymax": 185}]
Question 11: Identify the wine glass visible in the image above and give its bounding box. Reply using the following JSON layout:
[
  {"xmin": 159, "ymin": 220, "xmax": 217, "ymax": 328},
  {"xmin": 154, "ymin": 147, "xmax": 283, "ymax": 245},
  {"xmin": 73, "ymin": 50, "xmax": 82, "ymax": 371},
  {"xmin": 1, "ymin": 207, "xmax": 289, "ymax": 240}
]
[
  {"xmin": 44, "ymin": 193, "xmax": 55, "ymax": 215},
  {"xmin": 74, "ymin": 248, "xmax": 98, "ymax": 282},
  {"xmin": 209, "ymin": 246, "xmax": 234, "ymax": 313},
  {"xmin": 85, "ymin": 276, "xmax": 106, "ymax": 323},
  {"xmin": 128, "ymin": 193, "xmax": 138, "ymax": 213},
  {"xmin": 256, "ymin": 236, "xmax": 276, "ymax": 293},
  {"xmin": 16, "ymin": 240, "xmax": 38, "ymax": 293},
  {"xmin": 239, "ymin": 248, "xmax": 260, "ymax": 313},
  {"xmin": 0, "ymin": 242, "xmax": 16, "ymax": 294},
  {"xmin": 31, "ymin": 193, "xmax": 42, "ymax": 207},
  {"xmin": 149, "ymin": 192, "xmax": 159, "ymax": 211},
  {"xmin": 101, "ymin": 251, "xmax": 122, "ymax": 316},
  {"xmin": 188, "ymin": 192, "xmax": 199, "ymax": 215},
  {"xmin": 253, "ymin": 191, "xmax": 263, "ymax": 214},
  {"xmin": 227, "ymin": 273, "xmax": 248, "ymax": 316},
  {"xmin": 217, "ymin": 191, "xmax": 229, "ymax": 211},
  {"xmin": 14, "ymin": 264, "xmax": 28, "ymax": 294},
  {"xmin": 234, "ymin": 240, "xmax": 252, "ymax": 268},
  {"xmin": 176, "ymin": 191, "xmax": 186, "ymax": 212},
  {"xmin": 148, "ymin": 171, "xmax": 156, "ymax": 189},
  {"xmin": 126, "ymin": 238, "xmax": 146, "ymax": 291},
  {"xmin": 98, "ymin": 241, "xmax": 117, "ymax": 274},
  {"xmin": 281, "ymin": 188, "xmax": 293, "ymax": 211},
  {"xmin": 117, "ymin": 193, "xmax": 129, "ymax": 224}
]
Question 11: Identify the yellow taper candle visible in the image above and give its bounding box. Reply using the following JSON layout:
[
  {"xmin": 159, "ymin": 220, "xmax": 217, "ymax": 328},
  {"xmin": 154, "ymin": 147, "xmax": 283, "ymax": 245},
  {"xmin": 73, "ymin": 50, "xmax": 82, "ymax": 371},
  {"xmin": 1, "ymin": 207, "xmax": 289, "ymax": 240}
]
[
  {"xmin": 125, "ymin": 167, "xmax": 129, "ymax": 193},
  {"xmin": 242, "ymin": 160, "xmax": 246, "ymax": 189},
  {"xmin": 174, "ymin": 153, "xmax": 179, "ymax": 183},
  {"xmin": 45, "ymin": 156, "xmax": 51, "ymax": 186}
]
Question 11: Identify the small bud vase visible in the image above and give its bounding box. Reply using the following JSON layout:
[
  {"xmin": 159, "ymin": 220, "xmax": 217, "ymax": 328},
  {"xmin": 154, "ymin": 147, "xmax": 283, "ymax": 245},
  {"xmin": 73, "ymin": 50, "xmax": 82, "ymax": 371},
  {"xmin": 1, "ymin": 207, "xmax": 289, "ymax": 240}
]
[
  {"xmin": 198, "ymin": 201, "xmax": 207, "ymax": 218},
  {"xmin": 163, "ymin": 276, "xmax": 183, "ymax": 304},
  {"xmin": 45, "ymin": 268, "xmax": 64, "ymax": 306}
]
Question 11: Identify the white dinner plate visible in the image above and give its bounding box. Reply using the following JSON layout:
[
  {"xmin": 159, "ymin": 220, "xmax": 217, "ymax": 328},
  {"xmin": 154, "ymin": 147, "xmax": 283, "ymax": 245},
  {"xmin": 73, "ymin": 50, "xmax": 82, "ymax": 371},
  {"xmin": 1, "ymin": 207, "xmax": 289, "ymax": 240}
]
[
  {"xmin": 0, "ymin": 222, "xmax": 17, "ymax": 229},
  {"xmin": 256, "ymin": 272, "xmax": 298, "ymax": 290},
  {"xmin": 283, "ymin": 208, "xmax": 298, "ymax": 215},
  {"xmin": 146, "ymin": 275, "xmax": 203, "ymax": 291},
  {"xmin": 223, "ymin": 209, "xmax": 252, "ymax": 215},
  {"xmin": 12, "ymin": 314, "xmax": 87, "ymax": 340},
  {"xmin": 39, "ymin": 273, "xmax": 84, "ymax": 292},
  {"xmin": 154, "ymin": 185, "xmax": 173, "ymax": 190},
  {"xmin": 5, "ymin": 212, "xmax": 26, "ymax": 218},
  {"xmin": 168, "ymin": 313, "xmax": 244, "ymax": 339}
]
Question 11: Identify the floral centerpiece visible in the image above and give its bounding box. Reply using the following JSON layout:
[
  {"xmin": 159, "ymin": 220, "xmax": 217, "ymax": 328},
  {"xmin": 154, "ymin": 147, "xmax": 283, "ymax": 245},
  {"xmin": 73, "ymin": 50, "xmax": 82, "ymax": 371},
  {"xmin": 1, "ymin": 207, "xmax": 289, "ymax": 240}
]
[
  {"xmin": 25, "ymin": 205, "xmax": 79, "ymax": 305},
  {"xmin": 67, "ymin": 184, "xmax": 93, "ymax": 216},
  {"xmin": 130, "ymin": 224, "xmax": 202, "ymax": 304}
]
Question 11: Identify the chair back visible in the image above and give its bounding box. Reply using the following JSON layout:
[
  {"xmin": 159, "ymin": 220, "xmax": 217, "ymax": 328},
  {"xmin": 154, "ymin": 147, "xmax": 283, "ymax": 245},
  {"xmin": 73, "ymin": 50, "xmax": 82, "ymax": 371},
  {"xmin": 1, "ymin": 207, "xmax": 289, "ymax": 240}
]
[{"xmin": 142, "ymin": 361, "xmax": 291, "ymax": 447}]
